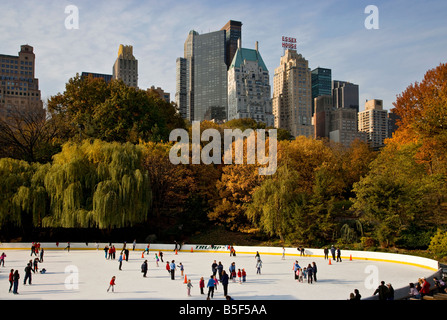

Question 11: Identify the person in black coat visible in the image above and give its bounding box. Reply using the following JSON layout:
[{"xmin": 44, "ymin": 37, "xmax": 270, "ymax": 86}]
[
  {"xmin": 141, "ymin": 260, "xmax": 148, "ymax": 277},
  {"xmin": 312, "ymin": 262, "xmax": 317, "ymax": 282},
  {"xmin": 373, "ymin": 281, "xmax": 389, "ymax": 300},
  {"xmin": 221, "ymin": 270, "xmax": 229, "ymax": 297},
  {"xmin": 23, "ymin": 263, "xmax": 33, "ymax": 285}
]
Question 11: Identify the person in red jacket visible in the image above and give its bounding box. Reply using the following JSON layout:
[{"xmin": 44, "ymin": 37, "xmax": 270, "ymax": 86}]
[
  {"xmin": 8, "ymin": 269, "xmax": 14, "ymax": 292},
  {"xmin": 420, "ymin": 277, "xmax": 431, "ymax": 297},
  {"xmin": 107, "ymin": 276, "xmax": 116, "ymax": 292}
]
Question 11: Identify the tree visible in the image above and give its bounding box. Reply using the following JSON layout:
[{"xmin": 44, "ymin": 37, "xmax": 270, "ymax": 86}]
[
  {"xmin": 47, "ymin": 74, "xmax": 185, "ymax": 144},
  {"xmin": 0, "ymin": 105, "xmax": 60, "ymax": 163},
  {"xmin": 351, "ymin": 142, "xmax": 445, "ymax": 247},
  {"xmin": 390, "ymin": 62, "xmax": 447, "ymax": 175}
]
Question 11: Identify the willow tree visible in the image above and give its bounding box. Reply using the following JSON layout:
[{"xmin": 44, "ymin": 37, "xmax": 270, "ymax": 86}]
[
  {"xmin": 0, "ymin": 158, "xmax": 47, "ymax": 230},
  {"xmin": 42, "ymin": 139, "xmax": 152, "ymax": 229}
]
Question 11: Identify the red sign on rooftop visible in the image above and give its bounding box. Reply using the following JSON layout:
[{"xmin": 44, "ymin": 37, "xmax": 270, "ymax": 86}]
[{"xmin": 282, "ymin": 36, "xmax": 297, "ymax": 50}]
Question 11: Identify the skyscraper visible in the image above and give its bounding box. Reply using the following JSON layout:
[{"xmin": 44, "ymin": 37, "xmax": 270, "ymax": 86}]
[
  {"xmin": 272, "ymin": 49, "xmax": 313, "ymax": 138},
  {"xmin": 0, "ymin": 44, "xmax": 43, "ymax": 115},
  {"xmin": 311, "ymin": 67, "xmax": 331, "ymax": 114},
  {"xmin": 113, "ymin": 44, "xmax": 138, "ymax": 88},
  {"xmin": 358, "ymin": 99, "xmax": 388, "ymax": 150},
  {"xmin": 332, "ymin": 80, "xmax": 359, "ymax": 112},
  {"xmin": 221, "ymin": 20, "xmax": 242, "ymax": 70},
  {"xmin": 227, "ymin": 40, "xmax": 273, "ymax": 126},
  {"xmin": 176, "ymin": 21, "xmax": 241, "ymax": 122}
]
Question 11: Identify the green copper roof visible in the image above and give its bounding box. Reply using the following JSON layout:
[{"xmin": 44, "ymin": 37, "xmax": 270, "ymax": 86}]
[{"xmin": 230, "ymin": 47, "xmax": 268, "ymax": 72}]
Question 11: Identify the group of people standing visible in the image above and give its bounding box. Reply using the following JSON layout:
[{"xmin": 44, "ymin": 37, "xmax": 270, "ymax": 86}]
[
  {"xmin": 292, "ymin": 260, "xmax": 317, "ymax": 284},
  {"xmin": 323, "ymin": 245, "xmax": 342, "ymax": 262}
]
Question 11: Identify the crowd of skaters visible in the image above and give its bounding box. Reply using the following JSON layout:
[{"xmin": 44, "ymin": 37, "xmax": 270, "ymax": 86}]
[{"xmin": 4, "ymin": 240, "xmax": 442, "ymax": 300}]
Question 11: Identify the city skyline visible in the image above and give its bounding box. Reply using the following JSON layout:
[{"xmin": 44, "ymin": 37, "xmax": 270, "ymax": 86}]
[{"xmin": 1, "ymin": 0, "xmax": 446, "ymax": 112}]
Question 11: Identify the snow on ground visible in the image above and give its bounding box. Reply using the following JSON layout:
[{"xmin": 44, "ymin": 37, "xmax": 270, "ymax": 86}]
[{"xmin": 0, "ymin": 246, "xmax": 434, "ymax": 300}]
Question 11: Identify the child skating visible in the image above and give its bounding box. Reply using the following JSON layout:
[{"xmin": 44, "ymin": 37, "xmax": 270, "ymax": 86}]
[
  {"xmin": 187, "ymin": 279, "xmax": 193, "ymax": 296},
  {"xmin": 107, "ymin": 276, "xmax": 116, "ymax": 292}
]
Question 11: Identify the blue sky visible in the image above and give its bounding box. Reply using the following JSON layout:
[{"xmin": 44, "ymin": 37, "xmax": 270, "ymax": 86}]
[{"xmin": 1, "ymin": 0, "xmax": 446, "ymax": 111}]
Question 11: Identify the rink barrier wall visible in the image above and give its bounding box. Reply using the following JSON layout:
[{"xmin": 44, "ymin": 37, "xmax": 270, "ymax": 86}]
[{"xmin": 0, "ymin": 242, "xmax": 439, "ymax": 272}]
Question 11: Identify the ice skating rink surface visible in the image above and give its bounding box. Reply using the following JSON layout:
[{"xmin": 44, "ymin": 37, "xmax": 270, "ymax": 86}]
[{"xmin": 0, "ymin": 245, "xmax": 436, "ymax": 300}]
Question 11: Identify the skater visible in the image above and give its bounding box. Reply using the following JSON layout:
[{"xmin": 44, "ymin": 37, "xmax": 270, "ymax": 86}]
[
  {"xmin": 217, "ymin": 261, "xmax": 224, "ymax": 281},
  {"xmin": 12, "ymin": 270, "xmax": 19, "ymax": 294},
  {"xmin": 256, "ymin": 259, "xmax": 262, "ymax": 274},
  {"xmin": 0, "ymin": 252, "xmax": 6, "ymax": 266},
  {"xmin": 242, "ymin": 269, "xmax": 246, "ymax": 282},
  {"xmin": 170, "ymin": 260, "xmax": 176, "ymax": 280},
  {"xmin": 255, "ymin": 251, "xmax": 260, "ymax": 261},
  {"xmin": 155, "ymin": 253, "xmax": 159, "ymax": 267},
  {"xmin": 64, "ymin": 242, "xmax": 71, "ymax": 252},
  {"xmin": 312, "ymin": 262, "xmax": 317, "ymax": 282},
  {"xmin": 211, "ymin": 260, "xmax": 218, "ymax": 277},
  {"xmin": 293, "ymin": 261, "xmax": 300, "ymax": 280},
  {"xmin": 229, "ymin": 262, "xmax": 236, "ymax": 281},
  {"xmin": 144, "ymin": 244, "xmax": 150, "ymax": 254},
  {"xmin": 8, "ymin": 269, "xmax": 14, "ymax": 292},
  {"xmin": 23, "ymin": 262, "xmax": 33, "ymax": 285},
  {"xmin": 118, "ymin": 253, "xmax": 123, "ymax": 270},
  {"xmin": 166, "ymin": 261, "xmax": 170, "ymax": 274},
  {"xmin": 179, "ymin": 262, "xmax": 184, "ymax": 276},
  {"xmin": 330, "ymin": 245, "xmax": 336, "ymax": 260},
  {"xmin": 324, "ymin": 247, "xmax": 329, "ymax": 260},
  {"xmin": 141, "ymin": 260, "xmax": 148, "ymax": 277},
  {"xmin": 132, "ymin": 239, "xmax": 136, "ymax": 251},
  {"xmin": 199, "ymin": 277, "xmax": 205, "ymax": 294},
  {"xmin": 336, "ymin": 247, "xmax": 342, "ymax": 262},
  {"xmin": 282, "ymin": 247, "xmax": 285, "ymax": 260},
  {"xmin": 159, "ymin": 251, "xmax": 163, "ymax": 262},
  {"xmin": 187, "ymin": 279, "xmax": 193, "ymax": 296},
  {"xmin": 39, "ymin": 248, "xmax": 44, "ymax": 263},
  {"xmin": 104, "ymin": 245, "xmax": 109, "ymax": 259},
  {"xmin": 30, "ymin": 243, "xmax": 36, "ymax": 256},
  {"xmin": 237, "ymin": 269, "xmax": 242, "ymax": 283},
  {"xmin": 124, "ymin": 248, "xmax": 129, "ymax": 262},
  {"xmin": 33, "ymin": 258, "xmax": 39, "ymax": 273},
  {"xmin": 207, "ymin": 275, "xmax": 215, "ymax": 299},
  {"xmin": 221, "ymin": 271, "xmax": 229, "ymax": 297},
  {"xmin": 307, "ymin": 264, "xmax": 313, "ymax": 284},
  {"xmin": 107, "ymin": 276, "xmax": 116, "ymax": 292}
]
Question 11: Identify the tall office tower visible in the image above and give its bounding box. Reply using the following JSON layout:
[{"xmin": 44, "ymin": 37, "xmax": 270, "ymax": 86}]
[
  {"xmin": 113, "ymin": 44, "xmax": 138, "ymax": 88},
  {"xmin": 332, "ymin": 80, "xmax": 359, "ymax": 112},
  {"xmin": 0, "ymin": 45, "xmax": 43, "ymax": 115},
  {"xmin": 176, "ymin": 28, "xmax": 228, "ymax": 122},
  {"xmin": 358, "ymin": 99, "xmax": 388, "ymax": 150},
  {"xmin": 313, "ymin": 95, "xmax": 333, "ymax": 139},
  {"xmin": 227, "ymin": 41, "xmax": 273, "ymax": 127},
  {"xmin": 311, "ymin": 67, "xmax": 332, "ymax": 114},
  {"xmin": 221, "ymin": 20, "xmax": 242, "ymax": 69},
  {"xmin": 175, "ymin": 57, "xmax": 187, "ymax": 118},
  {"xmin": 272, "ymin": 49, "xmax": 313, "ymax": 137}
]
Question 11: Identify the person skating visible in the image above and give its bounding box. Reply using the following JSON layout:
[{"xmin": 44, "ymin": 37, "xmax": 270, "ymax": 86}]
[
  {"xmin": 207, "ymin": 275, "xmax": 215, "ymax": 299},
  {"xmin": 12, "ymin": 270, "xmax": 20, "ymax": 294},
  {"xmin": 141, "ymin": 260, "xmax": 148, "ymax": 277},
  {"xmin": 23, "ymin": 262, "xmax": 33, "ymax": 285},
  {"xmin": 107, "ymin": 276, "xmax": 116, "ymax": 292}
]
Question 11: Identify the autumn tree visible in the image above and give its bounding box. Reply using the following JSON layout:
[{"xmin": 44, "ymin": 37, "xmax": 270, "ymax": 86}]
[{"xmin": 47, "ymin": 74, "xmax": 185, "ymax": 144}]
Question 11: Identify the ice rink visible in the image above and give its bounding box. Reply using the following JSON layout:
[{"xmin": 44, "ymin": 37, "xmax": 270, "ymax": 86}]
[{"xmin": 0, "ymin": 245, "xmax": 436, "ymax": 300}]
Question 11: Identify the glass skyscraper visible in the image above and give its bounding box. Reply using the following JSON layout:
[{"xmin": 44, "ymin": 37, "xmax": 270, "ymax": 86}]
[
  {"xmin": 311, "ymin": 67, "xmax": 332, "ymax": 114},
  {"xmin": 176, "ymin": 21, "xmax": 242, "ymax": 122}
]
